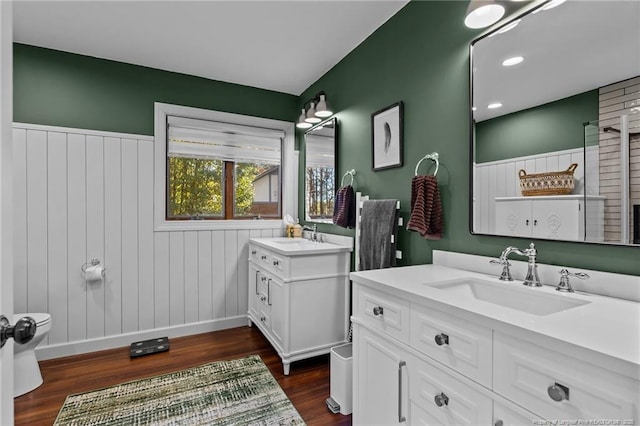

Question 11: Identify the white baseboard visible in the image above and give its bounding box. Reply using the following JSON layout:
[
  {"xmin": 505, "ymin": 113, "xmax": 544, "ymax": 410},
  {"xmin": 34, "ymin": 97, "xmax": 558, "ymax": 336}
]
[{"xmin": 36, "ymin": 316, "xmax": 248, "ymax": 361}]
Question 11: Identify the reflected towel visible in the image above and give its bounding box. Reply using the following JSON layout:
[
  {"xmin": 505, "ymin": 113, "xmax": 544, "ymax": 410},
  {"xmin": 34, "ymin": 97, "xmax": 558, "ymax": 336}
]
[
  {"xmin": 407, "ymin": 175, "xmax": 443, "ymax": 239},
  {"xmin": 358, "ymin": 199, "xmax": 399, "ymax": 271},
  {"xmin": 333, "ymin": 185, "xmax": 356, "ymax": 228}
]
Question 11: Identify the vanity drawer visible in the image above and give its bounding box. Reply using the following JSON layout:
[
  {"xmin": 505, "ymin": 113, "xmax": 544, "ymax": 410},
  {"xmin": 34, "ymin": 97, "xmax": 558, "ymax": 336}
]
[
  {"xmin": 354, "ymin": 284, "xmax": 410, "ymax": 344},
  {"xmin": 408, "ymin": 351, "xmax": 493, "ymax": 425},
  {"xmin": 494, "ymin": 332, "xmax": 639, "ymax": 423},
  {"xmin": 410, "ymin": 303, "xmax": 492, "ymax": 387}
]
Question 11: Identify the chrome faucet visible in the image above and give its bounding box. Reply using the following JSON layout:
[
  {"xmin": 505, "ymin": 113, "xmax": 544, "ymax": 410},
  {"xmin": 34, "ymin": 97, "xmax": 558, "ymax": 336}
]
[
  {"xmin": 302, "ymin": 224, "xmax": 318, "ymax": 241},
  {"xmin": 495, "ymin": 242, "xmax": 542, "ymax": 287}
]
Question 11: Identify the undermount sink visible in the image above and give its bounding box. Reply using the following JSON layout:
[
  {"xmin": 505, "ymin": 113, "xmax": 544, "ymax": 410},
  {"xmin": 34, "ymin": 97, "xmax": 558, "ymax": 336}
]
[{"xmin": 427, "ymin": 278, "xmax": 590, "ymax": 316}]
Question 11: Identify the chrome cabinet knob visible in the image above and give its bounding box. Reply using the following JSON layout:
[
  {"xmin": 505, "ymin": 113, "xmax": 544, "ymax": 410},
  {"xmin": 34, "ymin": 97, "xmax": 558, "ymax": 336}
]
[
  {"xmin": 261, "ymin": 276, "xmax": 267, "ymax": 282},
  {"xmin": 373, "ymin": 306, "xmax": 384, "ymax": 316},
  {"xmin": 260, "ymin": 296, "xmax": 266, "ymax": 302},
  {"xmin": 260, "ymin": 316, "xmax": 266, "ymax": 322},
  {"xmin": 434, "ymin": 333, "xmax": 449, "ymax": 346},
  {"xmin": 0, "ymin": 315, "xmax": 36, "ymax": 348},
  {"xmin": 251, "ymin": 250, "xmax": 256, "ymax": 255},
  {"xmin": 434, "ymin": 392, "xmax": 449, "ymax": 407},
  {"xmin": 547, "ymin": 383, "xmax": 570, "ymax": 402}
]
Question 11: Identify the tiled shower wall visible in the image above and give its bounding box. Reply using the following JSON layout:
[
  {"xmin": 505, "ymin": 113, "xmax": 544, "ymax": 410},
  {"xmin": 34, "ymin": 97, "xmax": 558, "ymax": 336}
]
[
  {"xmin": 598, "ymin": 76, "xmax": 640, "ymax": 243},
  {"xmin": 13, "ymin": 123, "xmax": 282, "ymax": 350}
]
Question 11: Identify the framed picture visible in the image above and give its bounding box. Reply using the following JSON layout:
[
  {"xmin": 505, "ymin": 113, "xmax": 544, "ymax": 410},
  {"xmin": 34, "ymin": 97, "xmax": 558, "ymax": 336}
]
[{"xmin": 371, "ymin": 101, "xmax": 403, "ymax": 171}]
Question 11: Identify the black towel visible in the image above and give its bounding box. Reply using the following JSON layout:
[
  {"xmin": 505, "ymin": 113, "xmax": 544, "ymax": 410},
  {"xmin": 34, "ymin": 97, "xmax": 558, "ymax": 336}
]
[
  {"xmin": 333, "ymin": 185, "xmax": 356, "ymax": 228},
  {"xmin": 358, "ymin": 199, "xmax": 399, "ymax": 271}
]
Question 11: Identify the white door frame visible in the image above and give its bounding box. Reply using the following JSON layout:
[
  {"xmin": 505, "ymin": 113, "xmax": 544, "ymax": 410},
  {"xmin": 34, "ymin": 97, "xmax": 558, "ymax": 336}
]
[{"xmin": 0, "ymin": 1, "xmax": 14, "ymax": 424}]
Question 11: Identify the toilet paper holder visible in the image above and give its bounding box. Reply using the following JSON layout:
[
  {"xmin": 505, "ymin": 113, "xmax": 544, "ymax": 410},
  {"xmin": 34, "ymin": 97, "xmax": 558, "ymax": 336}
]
[{"xmin": 81, "ymin": 258, "xmax": 106, "ymax": 279}]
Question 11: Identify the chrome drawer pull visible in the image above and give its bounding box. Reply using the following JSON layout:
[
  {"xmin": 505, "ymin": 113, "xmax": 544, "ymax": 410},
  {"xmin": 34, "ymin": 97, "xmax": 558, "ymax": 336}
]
[
  {"xmin": 255, "ymin": 271, "xmax": 260, "ymax": 295},
  {"xmin": 434, "ymin": 333, "xmax": 449, "ymax": 346},
  {"xmin": 261, "ymin": 255, "xmax": 267, "ymax": 260},
  {"xmin": 547, "ymin": 383, "xmax": 569, "ymax": 402},
  {"xmin": 373, "ymin": 306, "xmax": 384, "ymax": 316},
  {"xmin": 251, "ymin": 250, "xmax": 257, "ymax": 255},
  {"xmin": 260, "ymin": 296, "xmax": 266, "ymax": 302},
  {"xmin": 398, "ymin": 361, "xmax": 406, "ymax": 423},
  {"xmin": 261, "ymin": 276, "xmax": 267, "ymax": 282},
  {"xmin": 273, "ymin": 260, "xmax": 279, "ymax": 266},
  {"xmin": 434, "ymin": 392, "xmax": 449, "ymax": 407}
]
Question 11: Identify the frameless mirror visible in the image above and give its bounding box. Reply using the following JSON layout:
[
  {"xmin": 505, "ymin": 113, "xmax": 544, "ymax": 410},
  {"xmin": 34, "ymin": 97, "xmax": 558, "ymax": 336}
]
[
  {"xmin": 305, "ymin": 117, "xmax": 337, "ymax": 223},
  {"xmin": 470, "ymin": 0, "xmax": 640, "ymax": 245}
]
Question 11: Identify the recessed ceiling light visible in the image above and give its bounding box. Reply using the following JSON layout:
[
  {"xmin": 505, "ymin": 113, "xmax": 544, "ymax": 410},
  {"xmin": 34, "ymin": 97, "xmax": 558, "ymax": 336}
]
[
  {"xmin": 488, "ymin": 103, "xmax": 503, "ymax": 109},
  {"xmin": 497, "ymin": 19, "xmax": 521, "ymax": 34},
  {"xmin": 502, "ymin": 56, "xmax": 524, "ymax": 66}
]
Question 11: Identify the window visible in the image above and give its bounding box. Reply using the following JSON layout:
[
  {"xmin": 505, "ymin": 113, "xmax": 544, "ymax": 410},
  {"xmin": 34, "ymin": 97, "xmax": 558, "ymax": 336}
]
[
  {"xmin": 154, "ymin": 103, "xmax": 296, "ymax": 231},
  {"xmin": 166, "ymin": 116, "xmax": 282, "ymax": 220}
]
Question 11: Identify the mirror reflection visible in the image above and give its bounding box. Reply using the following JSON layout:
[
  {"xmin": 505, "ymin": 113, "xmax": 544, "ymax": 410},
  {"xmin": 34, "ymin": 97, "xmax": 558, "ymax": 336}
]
[
  {"xmin": 305, "ymin": 118, "xmax": 337, "ymax": 223},
  {"xmin": 471, "ymin": 0, "xmax": 640, "ymax": 245}
]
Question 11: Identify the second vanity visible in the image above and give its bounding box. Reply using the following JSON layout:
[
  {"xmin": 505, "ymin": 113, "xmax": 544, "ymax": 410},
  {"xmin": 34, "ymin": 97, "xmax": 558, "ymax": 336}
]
[
  {"xmin": 248, "ymin": 235, "xmax": 352, "ymax": 375},
  {"xmin": 350, "ymin": 251, "xmax": 640, "ymax": 425}
]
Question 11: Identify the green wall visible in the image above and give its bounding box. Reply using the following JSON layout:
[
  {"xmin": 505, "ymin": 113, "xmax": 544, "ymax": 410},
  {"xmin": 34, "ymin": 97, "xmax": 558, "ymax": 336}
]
[
  {"xmin": 12, "ymin": 3, "xmax": 638, "ymax": 275},
  {"xmin": 299, "ymin": 1, "xmax": 638, "ymax": 275},
  {"xmin": 475, "ymin": 90, "xmax": 598, "ymax": 163},
  {"xmin": 13, "ymin": 43, "xmax": 297, "ymax": 135}
]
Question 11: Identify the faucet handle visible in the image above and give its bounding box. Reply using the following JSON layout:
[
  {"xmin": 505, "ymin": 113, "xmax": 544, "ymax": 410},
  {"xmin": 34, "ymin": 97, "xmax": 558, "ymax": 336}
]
[
  {"xmin": 556, "ymin": 268, "xmax": 590, "ymax": 293},
  {"xmin": 490, "ymin": 258, "xmax": 513, "ymax": 281}
]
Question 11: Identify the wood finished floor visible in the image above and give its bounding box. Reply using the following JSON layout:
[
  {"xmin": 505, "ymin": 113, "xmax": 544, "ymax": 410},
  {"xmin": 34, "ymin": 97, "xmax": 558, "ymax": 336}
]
[{"xmin": 14, "ymin": 326, "xmax": 352, "ymax": 426}]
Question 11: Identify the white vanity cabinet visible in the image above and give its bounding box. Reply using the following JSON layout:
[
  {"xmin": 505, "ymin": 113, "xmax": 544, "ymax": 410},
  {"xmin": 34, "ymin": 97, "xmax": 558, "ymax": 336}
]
[
  {"xmin": 248, "ymin": 237, "xmax": 351, "ymax": 375},
  {"xmin": 495, "ymin": 195, "xmax": 604, "ymax": 241},
  {"xmin": 351, "ymin": 267, "xmax": 639, "ymax": 426}
]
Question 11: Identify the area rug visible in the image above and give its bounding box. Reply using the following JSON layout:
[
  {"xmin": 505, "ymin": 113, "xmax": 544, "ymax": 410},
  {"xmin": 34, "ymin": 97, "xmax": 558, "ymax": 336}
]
[{"xmin": 53, "ymin": 355, "xmax": 305, "ymax": 425}]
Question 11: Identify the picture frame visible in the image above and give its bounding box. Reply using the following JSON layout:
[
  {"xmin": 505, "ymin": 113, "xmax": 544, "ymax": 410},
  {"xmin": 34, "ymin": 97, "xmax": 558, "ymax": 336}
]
[{"xmin": 371, "ymin": 101, "xmax": 403, "ymax": 171}]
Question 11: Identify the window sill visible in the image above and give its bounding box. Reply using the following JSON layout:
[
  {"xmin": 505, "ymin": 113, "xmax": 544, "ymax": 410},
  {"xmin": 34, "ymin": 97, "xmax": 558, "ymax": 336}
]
[{"xmin": 154, "ymin": 219, "xmax": 284, "ymax": 232}]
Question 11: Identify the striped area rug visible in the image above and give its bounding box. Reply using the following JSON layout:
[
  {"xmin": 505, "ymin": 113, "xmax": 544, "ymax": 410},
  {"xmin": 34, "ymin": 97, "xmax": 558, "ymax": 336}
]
[{"xmin": 53, "ymin": 355, "xmax": 305, "ymax": 425}]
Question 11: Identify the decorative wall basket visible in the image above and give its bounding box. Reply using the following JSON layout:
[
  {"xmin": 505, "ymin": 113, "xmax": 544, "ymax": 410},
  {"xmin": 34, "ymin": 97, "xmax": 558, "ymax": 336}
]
[{"xmin": 519, "ymin": 163, "xmax": 578, "ymax": 196}]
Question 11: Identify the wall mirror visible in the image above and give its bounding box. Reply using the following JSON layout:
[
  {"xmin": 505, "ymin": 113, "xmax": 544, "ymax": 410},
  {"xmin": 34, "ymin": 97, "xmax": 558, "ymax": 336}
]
[
  {"xmin": 470, "ymin": 0, "xmax": 640, "ymax": 246},
  {"xmin": 305, "ymin": 117, "xmax": 337, "ymax": 223}
]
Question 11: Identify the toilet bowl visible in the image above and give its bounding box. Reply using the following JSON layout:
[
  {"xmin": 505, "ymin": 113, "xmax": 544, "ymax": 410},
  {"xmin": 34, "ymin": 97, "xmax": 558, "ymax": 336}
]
[{"xmin": 13, "ymin": 313, "xmax": 51, "ymax": 397}]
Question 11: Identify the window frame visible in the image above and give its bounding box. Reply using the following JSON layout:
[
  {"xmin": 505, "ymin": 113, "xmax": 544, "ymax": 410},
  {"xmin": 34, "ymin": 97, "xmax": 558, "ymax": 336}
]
[{"xmin": 154, "ymin": 102, "xmax": 296, "ymax": 231}]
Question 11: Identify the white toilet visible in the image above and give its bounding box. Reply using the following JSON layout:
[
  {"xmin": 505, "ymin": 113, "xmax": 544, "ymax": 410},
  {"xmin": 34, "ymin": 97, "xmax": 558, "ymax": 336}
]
[{"xmin": 13, "ymin": 313, "xmax": 52, "ymax": 397}]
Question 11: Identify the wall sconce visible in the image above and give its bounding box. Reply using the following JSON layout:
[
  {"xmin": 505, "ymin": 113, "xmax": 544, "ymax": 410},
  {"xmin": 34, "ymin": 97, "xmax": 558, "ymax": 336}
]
[
  {"xmin": 464, "ymin": 0, "xmax": 505, "ymax": 29},
  {"xmin": 296, "ymin": 91, "xmax": 334, "ymax": 129}
]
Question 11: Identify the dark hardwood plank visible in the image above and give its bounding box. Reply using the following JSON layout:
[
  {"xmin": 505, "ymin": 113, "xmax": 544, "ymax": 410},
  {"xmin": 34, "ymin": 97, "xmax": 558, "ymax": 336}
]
[{"xmin": 14, "ymin": 326, "xmax": 352, "ymax": 426}]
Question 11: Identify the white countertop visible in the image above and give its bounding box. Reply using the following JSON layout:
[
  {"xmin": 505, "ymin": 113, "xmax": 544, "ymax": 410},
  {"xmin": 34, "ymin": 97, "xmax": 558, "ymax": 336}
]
[
  {"xmin": 250, "ymin": 237, "xmax": 352, "ymax": 256},
  {"xmin": 350, "ymin": 264, "xmax": 640, "ymax": 377}
]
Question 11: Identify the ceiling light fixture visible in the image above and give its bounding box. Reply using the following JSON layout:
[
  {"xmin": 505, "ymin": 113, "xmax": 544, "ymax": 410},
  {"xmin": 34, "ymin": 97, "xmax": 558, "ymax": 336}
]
[
  {"xmin": 296, "ymin": 91, "xmax": 334, "ymax": 129},
  {"xmin": 488, "ymin": 102, "xmax": 503, "ymax": 109},
  {"xmin": 502, "ymin": 56, "xmax": 524, "ymax": 66},
  {"xmin": 464, "ymin": 0, "xmax": 505, "ymax": 29}
]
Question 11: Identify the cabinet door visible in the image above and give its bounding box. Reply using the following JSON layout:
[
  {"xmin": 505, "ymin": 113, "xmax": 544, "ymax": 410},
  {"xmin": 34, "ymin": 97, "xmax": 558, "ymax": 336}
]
[
  {"xmin": 353, "ymin": 325, "xmax": 409, "ymax": 426},
  {"xmin": 531, "ymin": 199, "xmax": 581, "ymax": 240},
  {"xmin": 267, "ymin": 276, "xmax": 284, "ymax": 348},
  {"xmin": 495, "ymin": 200, "xmax": 532, "ymax": 237}
]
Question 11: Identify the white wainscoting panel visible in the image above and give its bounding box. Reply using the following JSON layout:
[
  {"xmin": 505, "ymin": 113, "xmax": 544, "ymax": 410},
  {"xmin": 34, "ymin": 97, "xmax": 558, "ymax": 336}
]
[
  {"xmin": 474, "ymin": 147, "xmax": 599, "ymax": 234},
  {"xmin": 13, "ymin": 123, "xmax": 283, "ymax": 356}
]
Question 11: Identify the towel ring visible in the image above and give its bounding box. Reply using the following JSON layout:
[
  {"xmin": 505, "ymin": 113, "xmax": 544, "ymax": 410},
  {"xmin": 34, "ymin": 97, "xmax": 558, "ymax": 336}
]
[
  {"xmin": 414, "ymin": 153, "xmax": 439, "ymax": 176},
  {"xmin": 341, "ymin": 169, "xmax": 356, "ymax": 186}
]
